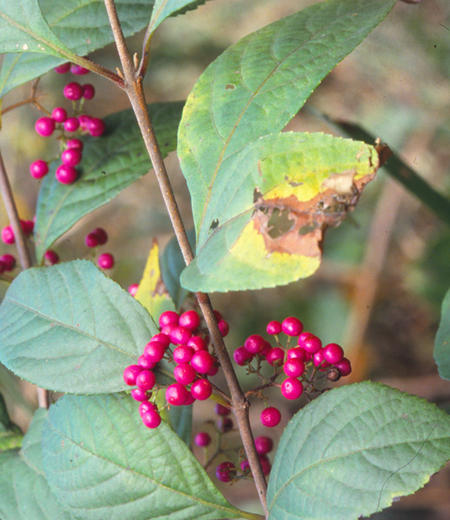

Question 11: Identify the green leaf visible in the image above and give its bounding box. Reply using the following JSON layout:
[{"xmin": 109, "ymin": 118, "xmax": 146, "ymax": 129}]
[
  {"xmin": 180, "ymin": 132, "xmax": 379, "ymax": 292},
  {"xmin": 435, "ymin": 287, "xmax": 450, "ymax": 380},
  {"xmin": 0, "ymin": 260, "xmax": 163, "ymax": 394},
  {"xmin": 0, "ymin": 392, "xmax": 23, "ymax": 451},
  {"xmin": 0, "ymin": 0, "xmax": 72, "ymax": 57},
  {"xmin": 178, "ymin": 0, "xmax": 396, "ymax": 292},
  {"xmin": 42, "ymin": 393, "xmax": 245, "ymax": 520},
  {"xmin": 147, "ymin": 0, "xmax": 209, "ymax": 36},
  {"xmin": 169, "ymin": 404, "xmax": 193, "ymax": 446},
  {"xmin": 267, "ymin": 382, "xmax": 450, "ymax": 520},
  {"xmin": 0, "ymin": 409, "xmax": 75, "ymax": 520},
  {"xmin": 0, "ymin": 0, "xmax": 155, "ymax": 97},
  {"xmin": 35, "ymin": 101, "xmax": 184, "ymax": 262}
]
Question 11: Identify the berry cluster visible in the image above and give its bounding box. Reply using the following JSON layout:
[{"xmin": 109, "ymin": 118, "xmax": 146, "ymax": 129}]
[
  {"xmin": 123, "ymin": 309, "xmax": 229, "ymax": 429},
  {"xmin": 30, "ymin": 63, "xmax": 105, "ymax": 185},
  {"xmin": 0, "ymin": 220, "xmax": 33, "ymax": 274},
  {"xmin": 82, "ymin": 227, "xmax": 114, "ymax": 270}
]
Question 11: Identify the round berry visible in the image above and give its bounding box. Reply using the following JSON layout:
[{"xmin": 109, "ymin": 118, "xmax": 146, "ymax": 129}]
[
  {"xmin": 169, "ymin": 326, "xmax": 192, "ymax": 345},
  {"xmin": 61, "ymin": 148, "xmax": 82, "ymax": 167},
  {"xmin": 82, "ymin": 83, "xmax": 95, "ymax": 99},
  {"xmin": 64, "ymin": 117, "xmax": 80, "ymax": 132},
  {"xmin": 323, "ymin": 343, "xmax": 344, "ymax": 365},
  {"xmin": 85, "ymin": 232, "xmax": 99, "ymax": 248},
  {"xmin": 215, "ymin": 462, "xmax": 236, "ymax": 483},
  {"xmin": 283, "ymin": 358, "xmax": 305, "ymax": 378},
  {"xmin": 131, "ymin": 388, "xmax": 149, "ymax": 402},
  {"xmin": 191, "ymin": 379, "xmax": 212, "ymax": 400},
  {"xmin": 266, "ymin": 320, "xmax": 282, "ymax": 335},
  {"xmin": 88, "ymin": 117, "xmax": 105, "ymax": 136},
  {"xmin": 123, "ymin": 364, "xmax": 142, "ymax": 386},
  {"xmin": 142, "ymin": 409, "xmax": 161, "ymax": 428},
  {"xmin": 326, "ymin": 367, "xmax": 341, "ymax": 382},
  {"xmin": 217, "ymin": 319, "xmax": 229, "ymax": 337},
  {"xmin": 35, "ymin": 117, "xmax": 55, "ymax": 137},
  {"xmin": 214, "ymin": 403, "xmax": 231, "ymax": 416},
  {"xmin": 136, "ymin": 370, "xmax": 156, "ymax": 391},
  {"xmin": 97, "ymin": 252, "xmax": 114, "ymax": 269},
  {"xmin": 139, "ymin": 401, "xmax": 157, "ymax": 416},
  {"xmin": 70, "ymin": 64, "xmax": 90, "ymax": 75},
  {"xmin": 187, "ymin": 336, "xmax": 207, "ymax": 351},
  {"xmin": 261, "ymin": 407, "xmax": 281, "ymax": 427},
  {"xmin": 173, "ymin": 345, "xmax": 194, "ymax": 364},
  {"xmin": 63, "ymin": 82, "xmax": 83, "ymax": 100},
  {"xmin": 1, "ymin": 226, "xmax": 14, "ymax": 244},
  {"xmin": 266, "ymin": 347, "xmax": 284, "ymax": 366},
  {"xmin": 159, "ymin": 310, "xmax": 179, "ymax": 328},
  {"xmin": 282, "ymin": 317, "xmax": 303, "ymax": 336},
  {"xmin": 54, "ymin": 63, "xmax": 70, "ymax": 74},
  {"xmin": 287, "ymin": 347, "xmax": 307, "ymax": 362},
  {"xmin": 194, "ymin": 432, "xmax": 211, "ymax": 447},
  {"xmin": 173, "ymin": 363, "xmax": 196, "ymax": 385},
  {"xmin": 255, "ymin": 436, "xmax": 273, "ymax": 455},
  {"xmin": 184, "ymin": 392, "xmax": 196, "ymax": 406},
  {"xmin": 244, "ymin": 334, "xmax": 265, "ymax": 354},
  {"xmin": 30, "ymin": 159, "xmax": 49, "ymax": 179},
  {"xmin": 138, "ymin": 355, "xmax": 155, "ymax": 370},
  {"xmin": 259, "ymin": 456, "xmax": 271, "ymax": 476},
  {"xmin": 191, "ymin": 350, "xmax": 215, "ymax": 374},
  {"xmin": 128, "ymin": 283, "xmax": 139, "ymax": 296},
  {"xmin": 213, "ymin": 310, "xmax": 222, "ymax": 322},
  {"xmin": 313, "ymin": 349, "xmax": 329, "ymax": 369},
  {"xmin": 56, "ymin": 164, "xmax": 78, "ymax": 184},
  {"xmin": 217, "ymin": 417, "xmax": 233, "ymax": 432},
  {"xmin": 178, "ymin": 310, "xmax": 200, "ymax": 331},
  {"xmin": 92, "ymin": 227, "xmax": 108, "ymax": 245},
  {"xmin": 298, "ymin": 332, "xmax": 322, "ymax": 354},
  {"xmin": 207, "ymin": 363, "xmax": 219, "ymax": 377},
  {"xmin": 0, "ymin": 254, "xmax": 15, "ymax": 271},
  {"xmin": 335, "ymin": 357, "xmax": 352, "ymax": 377},
  {"xmin": 51, "ymin": 107, "xmax": 67, "ymax": 123},
  {"xmin": 165, "ymin": 383, "xmax": 189, "ymax": 406},
  {"xmin": 281, "ymin": 377, "xmax": 303, "ymax": 400},
  {"xmin": 21, "ymin": 220, "xmax": 34, "ymax": 236},
  {"xmin": 143, "ymin": 340, "xmax": 166, "ymax": 363},
  {"xmin": 259, "ymin": 340, "xmax": 272, "ymax": 357},
  {"xmin": 78, "ymin": 114, "xmax": 91, "ymax": 131},
  {"xmin": 66, "ymin": 138, "xmax": 83, "ymax": 151},
  {"xmin": 44, "ymin": 249, "xmax": 59, "ymax": 265},
  {"xmin": 233, "ymin": 346, "xmax": 253, "ymax": 366},
  {"xmin": 150, "ymin": 333, "xmax": 170, "ymax": 348}
]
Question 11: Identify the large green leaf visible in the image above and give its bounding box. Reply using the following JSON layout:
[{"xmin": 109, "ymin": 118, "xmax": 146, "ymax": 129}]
[
  {"xmin": 0, "ymin": 260, "xmax": 164, "ymax": 394},
  {"xmin": 147, "ymin": 0, "xmax": 209, "ymax": 36},
  {"xmin": 42, "ymin": 393, "xmax": 246, "ymax": 520},
  {"xmin": 180, "ymin": 132, "xmax": 379, "ymax": 291},
  {"xmin": 178, "ymin": 0, "xmax": 396, "ymax": 292},
  {"xmin": 434, "ymin": 287, "xmax": 450, "ymax": 380},
  {"xmin": 0, "ymin": 409, "xmax": 75, "ymax": 520},
  {"xmin": 267, "ymin": 382, "xmax": 450, "ymax": 520},
  {"xmin": 34, "ymin": 101, "xmax": 184, "ymax": 262}
]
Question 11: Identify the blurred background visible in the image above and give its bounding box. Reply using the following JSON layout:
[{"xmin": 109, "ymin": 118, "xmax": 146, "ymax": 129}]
[{"xmin": 1, "ymin": 0, "xmax": 450, "ymax": 518}]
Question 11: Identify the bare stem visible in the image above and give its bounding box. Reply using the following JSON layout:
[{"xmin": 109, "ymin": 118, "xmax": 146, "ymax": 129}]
[{"xmin": 104, "ymin": 0, "xmax": 268, "ymax": 515}]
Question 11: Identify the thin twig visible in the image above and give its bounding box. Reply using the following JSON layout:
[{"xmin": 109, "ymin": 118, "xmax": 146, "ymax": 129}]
[{"xmin": 103, "ymin": 0, "xmax": 268, "ymax": 515}]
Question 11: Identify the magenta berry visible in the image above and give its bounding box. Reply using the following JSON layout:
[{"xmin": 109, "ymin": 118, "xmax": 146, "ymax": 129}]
[
  {"xmin": 61, "ymin": 148, "xmax": 82, "ymax": 167},
  {"xmin": 169, "ymin": 326, "xmax": 192, "ymax": 345},
  {"xmin": 66, "ymin": 138, "xmax": 83, "ymax": 151},
  {"xmin": 150, "ymin": 333, "xmax": 170, "ymax": 348},
  {"xmin": 261, "ymin": 407, "xmax": 281, "ymax": 427},
  {"xmin": 283, "ymin": 358, "xmax": 305, "ymax": 378},
  {"xmin": 178, "ymin": 310, "xmax": 200, "ymax": 331},
  {"xmin": 44, "ymin": 249, "xmax": 59, "ymax": 265},
  {"xmin": 85, "ymin": 232, "xmax": 99, "ymax": 248},
  {"xmin": 92, "ymin": 227, "xmax": 108, "ymax": 245},
  {"xmin": 173, "ymin": 363, "xmax": 196, "ymax": 385},
  {"xmin": 323, "ymin": 343, "xmax": 344, "ymax": 364},
  {"xmin": 173, "ymin": 345, "xmax": 194, "ymax": 364},
  {"xmin": 214, "ymin": 403, "xmax": 231, "ymax": 416},
  {"xmin": 51, "ymin": 107, "xmax": 67, "ymax": 123},
  {"xmin": 159, "ymin": 310, "xmax": 179, "ymax": 328},
  {"xmin": 143, "ymin": 340, "xmax": 166, "ymax": 363},
  {"xmin": 64, "ymin": 117, "xmax": 80, "ymax": 132},
  {"xmin": 313, "ymin": 349, "xmax": 329, "ymax": 369},
  {"xmin": 0, "ymin": 254, "xmax": 16, "ymax": 271},
  {"xmin": 287, "ymin": 347, "xmax": 307, "ymax": 362},
  {"xmin": 123, "ymin": 364, "xmax": 142, "ymax": 386},
  {"xmin": 259, "ymin": 456, "xmax": 271, "ymax": 476},
  {"xmin": 78, "ymin": 114, "xmax": 91, "ymax": 130},
  {"xmin": 63, "ymin": 82, "xmax": 83, "ymax": 100},
  {"xmin": 139, "ymin": 401, "xmax": 157, "ymax": 416},
  {"xmin": 244, "ymin": 334, "xmax": 265, "ymax": 354},
  {"xmin": 191, "ymin": 379, "xmax": 212, "ymax": 401},
  {"xmin": 35, "ymin": 117, "xmax": 55, "ymax": 137},
  {"xmin": 97, "ymin": 252, "xmax": 114, "ymax": 269},
  {"xmin": 266, "ymin": 320, "xmax": 282, "ymax": 335},
  {"xmin": 165, "ymin": 383, "xmax": 189, "ymax": 406},
  {"xmin": 30, "ymin": 159, "xmax": 49, "ymax": 179},
  {"xmin": 82, "ymin": 83, "xmax": 95, "ymax": 99},
  {"xmin": 207, "ymin": 363, "xmax": 219, "ymax": 376},
  {"xmin": 1, "ymin": 226, "xmax": 14, "ymax": 244},
  {"xmin": 131, "ymin": 388, "xmax": 149, "ymax": 402},
  {"xmin": 136, "ymin": 370, "xmax": 156, "ymax": 391},
  {"xmin": 194, "ymin": 432, "xmax": 211, "ymax": 447},
  {"xmin": 215, "ymin": 461, "xmax": 236, "ymax": 483},
  {"xmin": 70, "ymin": 64, "xmax": 90, "ymax": 75},
  {"xmin": 191, "ymin": 350, "xmax": 215, "ymax": 374},
  {"xmin": 281, "ymin": 377, "xmax": 303, "ymax": 400},
  {"xmin": 138, "ymin": 355, "xmax": 155, "ymax": 370},
  {"xmin": 255, "ymin": 436, "xmax": 273, "ymax": 455},
  {"xmin": 56, "ymin": 164, "xmax": 78, "ymax": 184},
  {"xmin": 213, "ymin": 310, "xmax": 222, "ymax": 321},
  {"xmin": 266, "ymin": 347, "xmax": 284, "ymax": 366},
  {"xmin": 187, "ymin": 336, "xmax": 207, "ymax": 351},
  {"xmin": 54, "ymin": 63, "xmax": 70, "ymax": 74},
  {"xmin": 233, "ymin": 346, "xmax": 253, "ymax": 366},
  {"xmin": 142, "ymin": 409, "xmax": 161, "ymax": 428},
  {"xmin": 282, "ymin": 317, "xmax": 303, "ymax": 336},
  {"xmin": 298, "ymin": 332, "xmax": 322, "ymax": 354},
  {"xmin": 335, "ymin": 357, "xmax": 352, "ymax": 377},
  {"xmin": 128, "ymin": 283, "xmax": 139, "ymax": 296},
  {"xmin": 21, "ymin": 220, "xmax": 34, "ymax": 236},
  {"xmin": 217, "ymin": 319, "xmax": 229, "ymax": 337},
  {"xmin": 88, "ymin": 117, "xmax": 105, "ymax": 136}
]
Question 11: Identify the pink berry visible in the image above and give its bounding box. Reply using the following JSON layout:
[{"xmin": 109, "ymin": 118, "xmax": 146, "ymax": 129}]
[
  {"xmin": 169, "ymin": 326, "xmax": 192, "ymax": 345},
  {"xmin": 51, "ymin": 107, "xmax": 67, "ymax": 123},
  {"xmin": 173, "ymin": 363, "xmax": 196, "ymax": 385},
  {"xmin": 63, "ymin": 82, "xmax": 83, "ymax": 100},
  {"xmin": 282, "ymin": 317, "xmax": 303, "ymax": 336},
  {"xmin": 233, "ymin": 346, "xmax": 253, "ymax": 366},
  {"xmin": 323, "ymin": 343, "xmax": 344, "ymax": 365},
  {"xmin": 194, "ymin": 432, "xmax": 211, "ymax": 447},
  {"xmin": 128, "ymin": 283, "xmax": 139, "ymax": 296},
  {"xmin": 44, "ymin": 249, "xmax": 59, "ymax": 265},
  {"xmin": 123, "ymin": 364, "xmax": 142, "ymax": 386},
  {"xmin": 139, "ymin": 401, "xmax": 157, "ymax": 416},
  {"xmin": 184, "ymin": 392, "xmax": 196, "ymax": 406},
  {"xmin": 190, "ymin": 350, "xmax": 215, "ymax": 374},
  {"xmin": 298, "ymin": 332, "xmax": 322, "ymax": 354},
  {"xmin": 136, "ymin": 370, "xmax": 156, "ymax": 391},
  {"xmin": 266, "ymin": 320, "xmax": 282, "ymax": 335},
  {"xmin": 335, "ymin": 357, "xmax": 352, "ymax": 377},
  {"xmin": 55, "ymin": 164, "xmax": 78, "ymax": 184},
  {"xmin": 283, "ymin": 358, "xmax": 305, "ymax": 378},
  {"xmin": 259, "ymin": 340, "xmax": 272, "ymax": 357},
  {"xmin": 131, "ymin": 388, "xmax": 149, "ymax": 402},
  {"xmin": 173, "ymin": 345, "xmax": 194, "ymax": 364},
  {"xmin": 190, "ymin": 379, "xmax": 212, "ymax": 401},
  {"xmin": 70, "ymin": 64, "xmax": 90, "ymax": 75},
  {"xmin": 142, "ymin": 409, "xmax": 161, "ymax": 428},
  {"xmin": 61, "ymin": 148, "xmax": 82, "ymax": 167},
  {"xmin": 82, "ymin": 83, "xmax": 95, "ymax": 99},
  {"xmin": 88, "ymin": 117, "xmax": 105, "ymax": 136},
  {"xmin": 213, "ymin": 310, "xmax": 222, "ymax": 322},
  {"xmin": 178, "ymin": 310, "xmax": 200, "ymax": 331},
  {"xmin": 30, "ymin": 159, "xmax": 49, "ymax": 179},
  {"xmin": 64, "ymin": 117, "xmax": 80, "ymax": 132},
  {"xmin": 259, "ymin": 456, "xmax": 271, "ymax": 475},
  {"xmin": 244, "ymin": 334, "xmax": 265, "ymax": 354},
  {"xmin": 0, "ymin": 254, "xmax": 15, "ymax": 271},
  {"xmin": 261, "ymin": 407, "xmax": 281, "ymax": 427},
  {"xmin": 66, "ymin": 138, "xmax": 83, "ymax": 151},
  {"xmin": 207, "ymin": 363, "xmax": 219, "ymax": 376},
  {"xmin": 85, "ymin": 232, "xmax": 99, "ymax": 248},
  {"xmin": 215, "ymin": 462, "xmax": 236, "ymax": 483},
  {"xmin": 187, "ymin": 336, "xmax": 207, "ymax": 351},
  {"xmin": 313, "ymin": 349, "xmax": 329, "ymax": 369},
  {"xmin": 214, "ymin": 404, "xmax": 231, "ymax": 416},
  {"xmin": 266, "ymin": 347, "xmax": 284, "ymax": 366},
  {"xmin": 165, "ymin": 383, "xmax": 189, "ymax": 406},
  {"xmin": 217, "ymin": 319, "xmax": 229, "ymax": 337},
  {"xmin": 21, "ymin": 219, "xmax": 34, "ymax": 236},
  {"xmin": 35, "ymin": 117, "xmax": 55, "ymax": 137},
  {"xmin": 159, "ymin": 310, "xmax": 179, "ymax": 328},
  {"xmin": 254, "ymin": 436, "xmax": 273, "ymax": 455},
  {"xmin": 54, "ymin": 63, "xmax": 70, "ymax": 74},
  {"xmin": 281, "ymin": 377, "xmax": 303, "ymax": 400},
  {"xmin": 1, "ymin": 226, "xmax": 14, "ymax": 244},
  {"xmin": 287, "ymin": 347, "xmax": 307, "ymax": 362},
  {"xmin": 138, "ymin": 355, "xmax": 155, "ymax": 370},
  {"xmin": 97, "ymin": 253, "xmax": 114, "ymax": 269},
  {"xmin": 143, "ymin": 341, "xmax": 166, "ymax": 363},
  {"xmin": 92, "ymin": 227, "xmax": 108, "ymax": 245},
  {"xmin": 78, "ymin": 114, "xmax": 91, "ymax": 131},
  {"xmin": 150, "ymin": 333, "xmax": 170, "ymax": 348}
]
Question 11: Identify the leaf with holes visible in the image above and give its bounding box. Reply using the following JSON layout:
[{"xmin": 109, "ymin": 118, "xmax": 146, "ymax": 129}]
[{"xmin": 267, "ymin": 382, "xmax": 450, "ymax": 520}]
